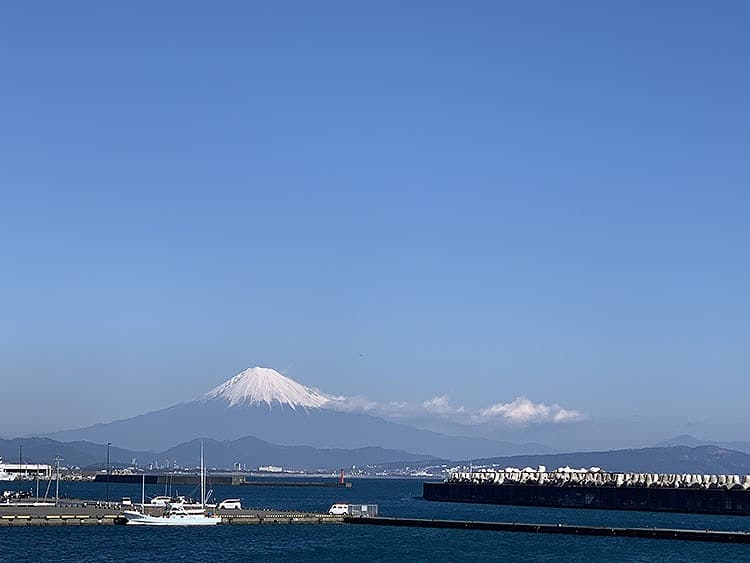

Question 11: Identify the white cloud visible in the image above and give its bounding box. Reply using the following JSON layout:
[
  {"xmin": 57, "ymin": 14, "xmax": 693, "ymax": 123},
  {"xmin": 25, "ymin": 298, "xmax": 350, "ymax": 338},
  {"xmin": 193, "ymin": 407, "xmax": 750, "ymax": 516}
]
[
  {"xmin": 474, "ymin": 397, "xmax": 586, "ymax": 426},
  {"xmin": 328, "ymin": 392, "xmax": 584, "ymax": 427},
  {"xmin": 327, "ymin": 395, "xmax": 413, "ymax": 418},
  {"xmin": 328, "ymin": 395, "xmax": 383, "ymax": 413},
  {"xmin": 422, "ymin": 395, "xmax": 465, "ymax": 415}
]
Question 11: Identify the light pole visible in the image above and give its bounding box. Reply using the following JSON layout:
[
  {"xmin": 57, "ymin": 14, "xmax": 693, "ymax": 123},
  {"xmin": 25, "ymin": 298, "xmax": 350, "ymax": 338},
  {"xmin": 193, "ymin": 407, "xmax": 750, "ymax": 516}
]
[
  {"xmin": 19, "ymin": 444, "xmax": 23, "ymax": 480},
  {"xmin": 106, "ymin": 442, "xmax": 112, "ymax": 503}
]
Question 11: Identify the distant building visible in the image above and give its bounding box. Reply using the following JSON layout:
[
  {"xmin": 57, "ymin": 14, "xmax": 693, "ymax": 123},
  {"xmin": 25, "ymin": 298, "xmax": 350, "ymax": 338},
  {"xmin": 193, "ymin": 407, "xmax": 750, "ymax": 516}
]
[
  {"xmin": 0, "ymin": 457, "xmax": 52, "ymax": 478},
  {"xmin": 258, "ymin": 465, "xmax": 283, "ymax": 473}
]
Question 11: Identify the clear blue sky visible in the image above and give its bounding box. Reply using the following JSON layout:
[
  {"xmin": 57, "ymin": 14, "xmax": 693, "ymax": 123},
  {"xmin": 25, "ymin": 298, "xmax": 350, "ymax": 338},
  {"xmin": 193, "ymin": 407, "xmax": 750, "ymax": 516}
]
[{"xmin": 1, "ymin": 1, "xmax": 747, "ymax": 447}]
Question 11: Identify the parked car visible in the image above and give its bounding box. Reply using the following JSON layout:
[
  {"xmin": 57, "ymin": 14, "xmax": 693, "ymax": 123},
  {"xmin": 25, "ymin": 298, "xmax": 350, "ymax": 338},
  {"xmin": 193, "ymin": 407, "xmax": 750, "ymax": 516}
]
[
  {"xmin": 218, "ymin": 499, "xmax": 242, "ymax": 510},
  {"xmin": 328, "ymin": 503, "xmax": 378, "ymax": 516},
  {"xmin": 328, "ymin": 503, "xmax": 349, "ymax": 515}
]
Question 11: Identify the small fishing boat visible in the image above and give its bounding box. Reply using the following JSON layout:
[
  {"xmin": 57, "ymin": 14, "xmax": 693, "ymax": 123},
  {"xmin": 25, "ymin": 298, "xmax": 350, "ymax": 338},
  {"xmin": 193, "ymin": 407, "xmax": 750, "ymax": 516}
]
[
  {"xmin": 121, "ymin": 442, "xmax": 220, "ymax": 526},
  {"xmin": 122, "ymin": 503, "xmax": 221, "ymax": 526}
]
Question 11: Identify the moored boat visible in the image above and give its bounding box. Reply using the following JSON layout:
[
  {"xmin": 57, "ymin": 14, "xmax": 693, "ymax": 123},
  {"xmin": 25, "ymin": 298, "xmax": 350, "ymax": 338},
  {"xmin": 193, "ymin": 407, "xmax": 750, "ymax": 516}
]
[
  {"xmin": 122, "ymin": 504, "xmax": 221, "ymax": 526},
  {"xmin": 121, "ymin": 442, "xmax": 220, "ymax": 526}
]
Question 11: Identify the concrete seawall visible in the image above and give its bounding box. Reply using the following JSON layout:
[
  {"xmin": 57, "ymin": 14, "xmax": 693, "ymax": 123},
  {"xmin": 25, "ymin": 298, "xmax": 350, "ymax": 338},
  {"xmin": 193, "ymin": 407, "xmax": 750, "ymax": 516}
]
[
  {"xmin": 0, "ymin": 504, "xmax": 343, "ymax": 526},
  {"xmin": 344, "ymin": 516, "xmax": 750, "ymax": 544},
  {"xmin": 93, "ymin": 474, "xmax": 243, "ymax": 485},
  {"xmin": 424, "ymin": 482, "xmax": 750, "ymax": 515}
]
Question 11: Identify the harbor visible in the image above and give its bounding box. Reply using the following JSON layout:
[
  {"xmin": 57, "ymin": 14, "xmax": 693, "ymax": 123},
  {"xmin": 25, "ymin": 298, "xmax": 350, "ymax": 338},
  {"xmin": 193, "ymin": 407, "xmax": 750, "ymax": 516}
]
[
  {"xmin": 3, "ymin": 502, "xmax": 750, "ymax": 544},
  {"xmin": 3, "ymin": 450, "xmax": 750, "ymax": 540}
]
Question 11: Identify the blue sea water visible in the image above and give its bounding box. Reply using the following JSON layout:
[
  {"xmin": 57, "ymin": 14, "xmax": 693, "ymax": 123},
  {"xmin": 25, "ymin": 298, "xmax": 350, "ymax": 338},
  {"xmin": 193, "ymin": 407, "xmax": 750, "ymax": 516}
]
[{"xmin": 2, "ymin": 479, "xmax": 750, "ymax": 562}]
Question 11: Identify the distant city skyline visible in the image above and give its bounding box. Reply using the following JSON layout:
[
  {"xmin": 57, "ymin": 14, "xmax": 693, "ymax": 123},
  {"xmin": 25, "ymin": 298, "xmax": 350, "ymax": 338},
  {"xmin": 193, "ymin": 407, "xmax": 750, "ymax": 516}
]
[{"xmin": 1, "ymin": 2, "xmax": 748, "ymax": 449}]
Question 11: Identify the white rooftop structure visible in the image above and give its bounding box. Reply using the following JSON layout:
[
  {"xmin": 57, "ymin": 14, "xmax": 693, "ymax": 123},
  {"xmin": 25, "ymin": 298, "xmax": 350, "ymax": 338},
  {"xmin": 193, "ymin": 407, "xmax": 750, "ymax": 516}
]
[{"xmin": 0, "ymin": 457, "xmax": 52, "ymax": 478}]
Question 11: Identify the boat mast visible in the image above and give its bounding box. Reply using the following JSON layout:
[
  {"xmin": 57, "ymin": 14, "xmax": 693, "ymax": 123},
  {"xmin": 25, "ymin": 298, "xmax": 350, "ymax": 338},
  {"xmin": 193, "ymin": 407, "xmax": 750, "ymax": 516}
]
[
  {"xmin": 141, "ymin": 473, "xmax": 145, "ymax": 512},
  {"xmin": 54, "ymin": 456, "xmax": 62, "ymax": 507},
  {"xmin": 200, "ymin": 440, "xmax": 205, "ymax": 509}
]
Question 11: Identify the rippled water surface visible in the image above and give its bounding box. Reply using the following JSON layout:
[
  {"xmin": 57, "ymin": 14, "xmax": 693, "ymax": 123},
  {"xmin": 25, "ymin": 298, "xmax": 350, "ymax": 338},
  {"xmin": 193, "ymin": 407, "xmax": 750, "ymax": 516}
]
[{"xmin": 2, "ymin": 479, "xmax": 749, "ymax": 562}]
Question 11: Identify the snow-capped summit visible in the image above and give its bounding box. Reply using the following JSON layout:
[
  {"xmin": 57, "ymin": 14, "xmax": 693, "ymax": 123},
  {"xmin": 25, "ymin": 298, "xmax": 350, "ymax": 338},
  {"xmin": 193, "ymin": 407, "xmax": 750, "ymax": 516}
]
[{"xmin": 203, "ymin": 367, "xmax": 332, "ymax": 409}]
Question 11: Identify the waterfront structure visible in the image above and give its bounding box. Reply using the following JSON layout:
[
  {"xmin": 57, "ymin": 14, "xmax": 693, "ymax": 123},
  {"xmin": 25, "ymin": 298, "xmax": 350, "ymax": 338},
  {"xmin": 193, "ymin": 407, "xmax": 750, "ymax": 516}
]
[
  {"xmin": 258, "ymin": 465, "xmax": 283, "ymax": 473},
  {"xmin": 0, "ymin": 457, "xmax": 52, "ymax": 479},
  {"xmin": 445, "ymin": 466, "xmax": 750, "ymax": 490},
  {"xmin": 424, "ymin": 467, "xmax": 750, "ymax": 515}
]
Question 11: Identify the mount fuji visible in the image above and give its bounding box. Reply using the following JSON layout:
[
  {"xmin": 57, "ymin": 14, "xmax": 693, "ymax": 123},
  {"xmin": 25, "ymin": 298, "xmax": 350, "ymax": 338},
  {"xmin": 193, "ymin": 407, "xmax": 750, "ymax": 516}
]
[
  {"xmin": 49, "ymin": 367, "xmax": 548, "ymax": 459},
  {"xmin": 204, "ymin": 367, "xmax": 334, "ymax": 409}
]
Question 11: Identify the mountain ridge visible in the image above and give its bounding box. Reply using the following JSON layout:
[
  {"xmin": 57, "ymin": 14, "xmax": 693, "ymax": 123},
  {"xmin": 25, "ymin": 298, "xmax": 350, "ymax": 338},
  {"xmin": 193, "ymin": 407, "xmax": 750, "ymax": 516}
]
[
  {"xmin": 463, "ymin": 445, "xmax": 750, "ymax": 474},
  {"xmin": 0, "ymin": 435, "xmax": 433, "ymax": 470},
  {"xmin": 8, "ymin": 437, "xmax": 750, "ymax": 475},
  {"xmin": 655, "ymin": 434, "xmax": 750, "ymax": 455}
]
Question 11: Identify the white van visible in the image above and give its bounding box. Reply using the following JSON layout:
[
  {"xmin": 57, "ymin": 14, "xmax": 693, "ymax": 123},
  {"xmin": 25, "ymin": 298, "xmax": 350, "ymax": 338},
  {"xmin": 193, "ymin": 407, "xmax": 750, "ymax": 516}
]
[
  {"xmin": 328, "ymin": 503, "xmax": 378, "ymax": 517},
  {"xmin": 328, "ymin": 503, "xmax": 349, "ymax": 515},
  {"xmin": 218, "ymin": 499, "xmax": 242, "ymax": 510}
]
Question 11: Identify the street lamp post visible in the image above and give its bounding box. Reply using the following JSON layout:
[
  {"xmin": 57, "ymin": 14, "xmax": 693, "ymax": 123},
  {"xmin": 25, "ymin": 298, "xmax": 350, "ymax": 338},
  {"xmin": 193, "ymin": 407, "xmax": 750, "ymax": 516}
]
[{"xmin": 106, "ymin": 442, "xmax": 112, "ymax": 503}]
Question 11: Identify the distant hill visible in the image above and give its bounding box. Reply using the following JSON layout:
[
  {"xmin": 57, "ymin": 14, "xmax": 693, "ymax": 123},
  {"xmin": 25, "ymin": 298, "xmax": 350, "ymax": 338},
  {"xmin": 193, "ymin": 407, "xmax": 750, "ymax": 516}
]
[
  {"xmin": 0, "ymin": 435, "xmax": 432, "ymax": 471},
  {"xmin": 656, "ymin": 434, "xmax": 750, "ymax": 455},
  {"xmin": 163, "ymin": 437, "xmax": 434, "ymax": 470},
  {"xmin": 6, "ymin": 438, "xmax": 749, "ymax": 476},
  {"xmin": 462, "ymin": 445, "xmax": 750, "ymax": 474},
  {"xmin": 0, "ymin": 437, "xmax": 148, "ymax": 469}
]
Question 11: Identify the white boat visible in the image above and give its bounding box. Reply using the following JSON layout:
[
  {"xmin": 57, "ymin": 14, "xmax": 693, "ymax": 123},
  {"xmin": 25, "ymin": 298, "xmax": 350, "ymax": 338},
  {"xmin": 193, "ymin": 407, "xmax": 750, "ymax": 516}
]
[
  {"xmin": 121, "ymin": 442, "xmax": 220, "ymax": 526},
  {"xmin": 122, "ymin": 504, "xmax": 221, "ymax": 526}
]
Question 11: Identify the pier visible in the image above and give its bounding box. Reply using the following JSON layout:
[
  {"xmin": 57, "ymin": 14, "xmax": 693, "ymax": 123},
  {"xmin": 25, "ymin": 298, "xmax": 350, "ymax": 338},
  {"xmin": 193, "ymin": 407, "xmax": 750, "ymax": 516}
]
[
  {"xmin": 344, "ymin": 516, "xmax": 750, "ymax": 544},
  {"xmin": 0, "ymin": 503, "xmax": 343, "ymax": 526},
  {"xmin": 93, "ymin": 474, "xmax": 350, "ymax": 487},
  {"xmin": 241, "ymin": 481, "xmax": 351, "ymax": 488},
  {"xmin": 93, "ymin": 474, "xmax": 243, "ymax": 486}
]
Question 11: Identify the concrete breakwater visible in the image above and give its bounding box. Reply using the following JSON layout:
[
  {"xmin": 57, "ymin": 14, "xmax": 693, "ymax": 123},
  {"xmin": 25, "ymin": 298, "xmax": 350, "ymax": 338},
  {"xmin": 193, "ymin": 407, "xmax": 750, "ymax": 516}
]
[
  {"xmin": 424, "ymin": 480, "xmax": 750, "ymax": 515},
  {"xmin": 345, "ymin": 516, "xmax": 750, "ymax": 544},
  {"xmin": 93, "ymin": 474, "xmax": 243, "ymax": 485},
  {"xmin": 428, "ymin": 467, "xmax": 750, "ymax": 515},
  {"xmin": 446, "ymin": 467, "xmax": 750, "ymax": 490},
  {"xmin": 93, "ymin": 475, "xmax": 349, "ymax": 487},
  {"xmin": 241, "ymin": 481, "xmax": 351, "ymax": 488}
]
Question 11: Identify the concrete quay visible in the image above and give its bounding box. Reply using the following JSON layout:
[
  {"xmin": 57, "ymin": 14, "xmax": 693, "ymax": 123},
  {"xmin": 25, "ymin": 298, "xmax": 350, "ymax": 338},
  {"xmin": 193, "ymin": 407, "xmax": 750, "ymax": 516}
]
[
  {"xmin": 345, "ymin": 516, "xmax": 750, "ymax": 544},
  {"xmin": 3, "ymin": 504, "xmax": 749, "ymax": 543},
  {"xmin": 0, "ymin": 502, "xmax": 343, "ymax": 526}
]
